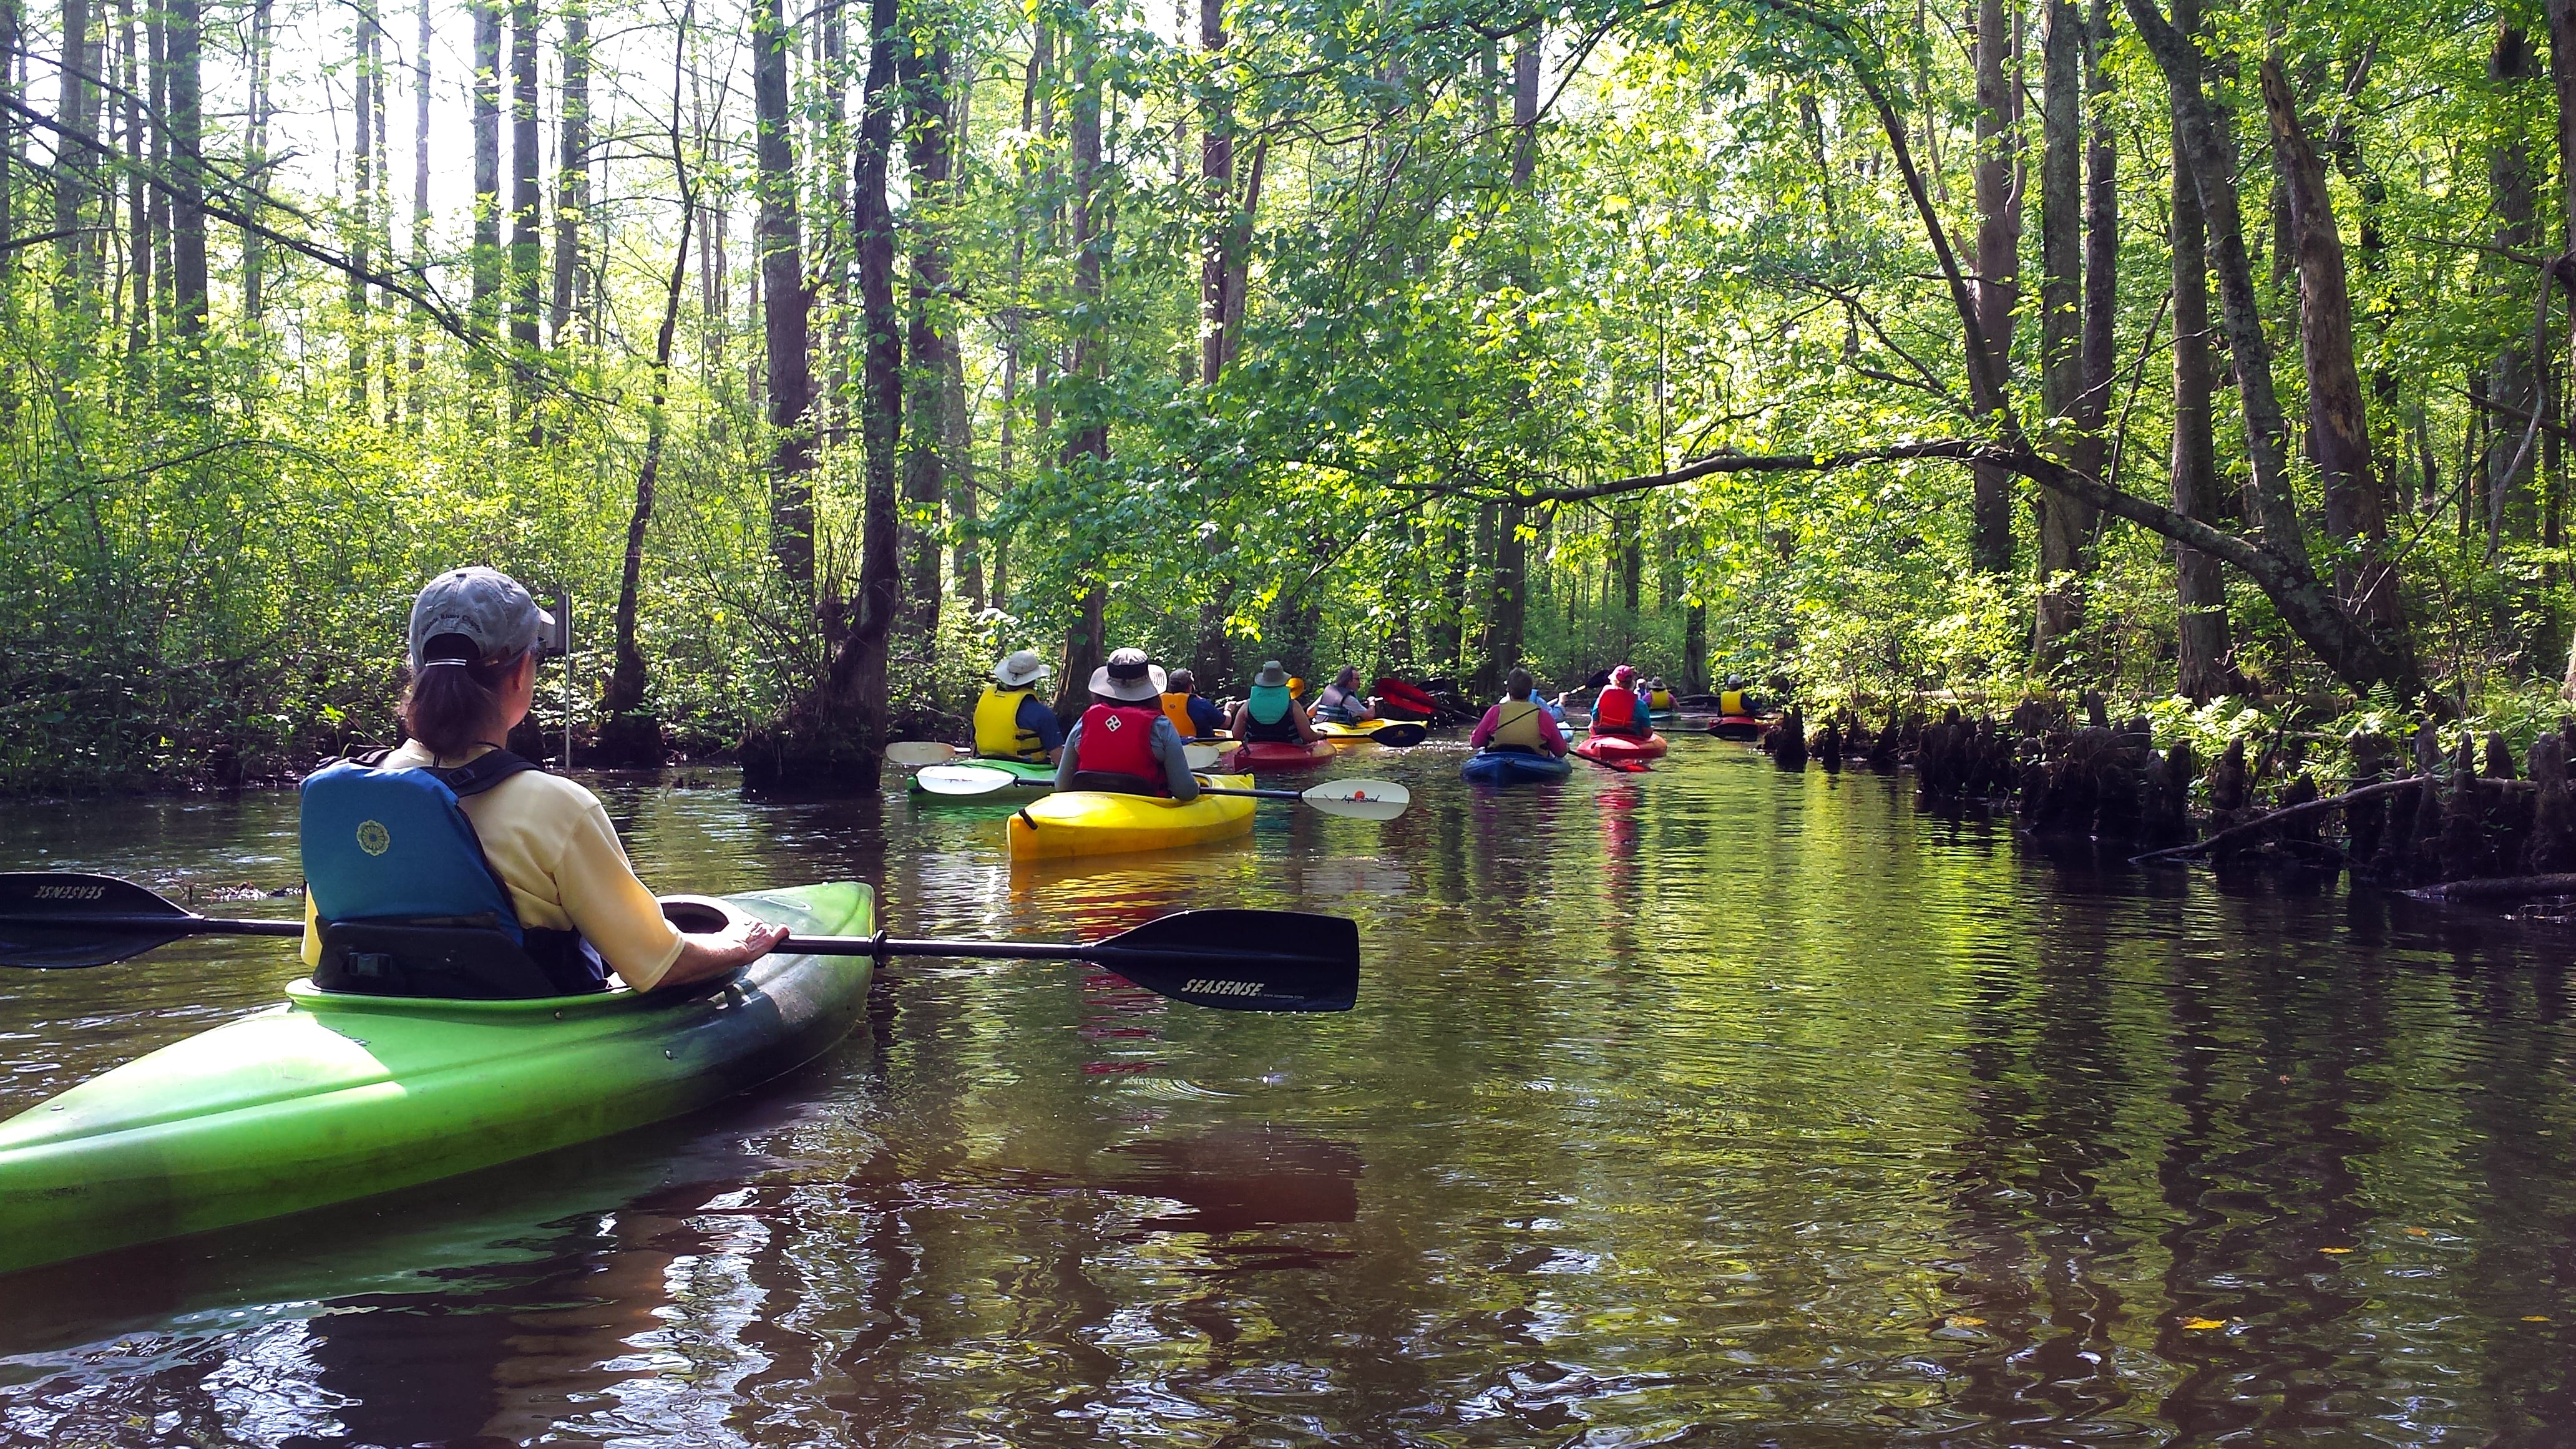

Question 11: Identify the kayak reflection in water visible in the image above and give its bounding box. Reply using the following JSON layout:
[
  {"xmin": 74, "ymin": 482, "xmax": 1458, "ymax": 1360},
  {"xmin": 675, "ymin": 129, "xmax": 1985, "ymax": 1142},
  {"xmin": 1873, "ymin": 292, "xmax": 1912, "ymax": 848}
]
[
  {"xmin": 1056, "ymin": 647, "xmax": 1202, "ymax": 799},
  {"xmin": 298, "ymin": 567, "xmax": 785, "ymax": 995},
  {"xmin": 1469, "ymin": 668, "xmax": 1569, "ymax": 758}
]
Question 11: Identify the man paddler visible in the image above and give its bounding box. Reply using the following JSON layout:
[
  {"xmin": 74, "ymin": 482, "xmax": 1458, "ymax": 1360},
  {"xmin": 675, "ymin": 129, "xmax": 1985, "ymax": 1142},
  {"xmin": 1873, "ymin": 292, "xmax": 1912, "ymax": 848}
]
[
  {"xmin": 1159, "ymin": 668, "xmax": 1228, "ymax": 740},
  {"xmin": 1055, "ymin": 648, "xmax": 1201, "ymax": 799},
  {"xmin": 973, "ymin": 649, "xmax": 1065, "ymax": 764}
]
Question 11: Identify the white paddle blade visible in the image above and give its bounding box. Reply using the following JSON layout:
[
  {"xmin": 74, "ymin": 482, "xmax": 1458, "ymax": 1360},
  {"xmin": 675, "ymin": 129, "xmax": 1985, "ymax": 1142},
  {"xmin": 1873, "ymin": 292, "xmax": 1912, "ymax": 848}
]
[
  {"xmin": 915, "ymin": 764, "xmax": 1022, "ymax": 796},
  {"xmin": 1302, "ymin": 778, "xmax": 1410, "ymax": 821},
  {"xmin": 884, "ymin": 740, "xmax": 965, "ymax": 766},
  {"xmin": 1183, "ymin": 742, "xmax": 1227, "ymax": 770}
]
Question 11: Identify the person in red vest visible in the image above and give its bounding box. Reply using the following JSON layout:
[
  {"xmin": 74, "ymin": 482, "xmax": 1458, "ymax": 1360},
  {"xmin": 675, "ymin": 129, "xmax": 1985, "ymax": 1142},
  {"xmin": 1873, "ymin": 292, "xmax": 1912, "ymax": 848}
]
[
  {"xmin": 1589, "ymin": 664, "xmax": 1654, "ymax": 739},
  {"xmin": 1054, "ymin": 648, "xmax": 1203, "ymax": 798}
]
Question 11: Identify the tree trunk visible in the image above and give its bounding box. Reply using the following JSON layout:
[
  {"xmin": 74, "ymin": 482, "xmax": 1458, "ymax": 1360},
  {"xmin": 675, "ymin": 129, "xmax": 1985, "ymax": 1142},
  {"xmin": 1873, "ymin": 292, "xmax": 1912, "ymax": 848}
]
[
  {"xmin": 947, "ymin": 343, "xmax": 980, "ymax": 611},
  {"xmin": 2126, "ymin": 0, "xmax": 2309, "ymax": 572},
  {"xmin": 2546, "ymin": 0, "xmax": 2576, "ymax": 699},
  {"xmin": 2032, "ymin": 0, "xmax": 2089, "ymax": 653},
  {"xmin": 348, "ymin": 0, "xmax": 374, "ymax": 412},
  {"xmin": 2490, "ymin": 24, "xmax": 2542, "ymax": 544},
  {"xmin": 407, "ymin": 0, "xmax": 429, "ymax": 412},
  {"xmin": 900, "ymin": 26, "xmax": 954, "ymax": 642},
  {"xmin": 54, "ymin": 0, "xmax": 94, "ymax": 290},
  {"xmin": 1969, "ymin": 0, "xmax": 2019, "ymax": 576},
  {"xmin": 752, "ymin": 0, "xmax": 814, "ymax": 595},
  {"xmin": 507, "ymin": 0, "xmax": 540, "ymax": 371},
  {"xmin": 1197, "ymin": 0, "xmax": 1231, "ymax": 389},
  {"xmin": 1480, "ymin": 29, "xmax": 1541, "ymax": 693},
  {"xmin": 2260, "ymin": 56, "xmax": 2400, "ymax": 630},
  {"xmin": 469, "ymin": 0, "xmax": 500, "ymax": 351},
  {"xmin": 2169, "ymin": 78, "xmax": 2233, "ymax": 703},
  {"xmin": 165, "ymin": 0, "xmax": 202, "ymax": 343},
  {"xmin": 2074, "ymin": 0, "xmax": 2116, "ymax": 464},
  {"xmin": 817, "ymin": 0, "xmax": 902, "ymax": 773},
  {"xmin": 600, "ymin": 193, "xmax": 692, "ymax": 765},
  {"xmin": 551, "ymin": 0, "xmax": 588, "ymax": 348},
  {"xmin": 1053, "ymin": 4, "xmax": 1109, "ymax": 716},
  {"xmin": 115, "ymin": 0, "xmax": 142, "ymax": 353}
]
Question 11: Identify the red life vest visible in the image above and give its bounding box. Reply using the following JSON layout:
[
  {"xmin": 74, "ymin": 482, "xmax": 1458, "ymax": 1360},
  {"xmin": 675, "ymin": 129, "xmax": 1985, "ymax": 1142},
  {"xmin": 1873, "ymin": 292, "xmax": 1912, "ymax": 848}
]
[
  {"xmin": 1592, "ymin": 686, "xmax": 1648, "ymax": 737},
  {"xmin": 1075, "ymin": 703, "xmax": 1163, "ymax": 782}
]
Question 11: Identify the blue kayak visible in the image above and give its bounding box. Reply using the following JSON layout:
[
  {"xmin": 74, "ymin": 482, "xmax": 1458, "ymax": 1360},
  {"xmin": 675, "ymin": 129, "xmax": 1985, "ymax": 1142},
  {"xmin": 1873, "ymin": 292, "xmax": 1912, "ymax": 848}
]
[{"xmin": 1461, "ymin": 748, "xmax": 1574, "ymax": 785}]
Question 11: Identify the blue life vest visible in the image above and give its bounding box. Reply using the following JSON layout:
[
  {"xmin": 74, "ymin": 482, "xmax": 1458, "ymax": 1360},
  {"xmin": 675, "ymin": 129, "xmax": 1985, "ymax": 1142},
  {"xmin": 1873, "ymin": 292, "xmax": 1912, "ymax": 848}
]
[
  {"xmin": 301, "ymin": 752, "xmax": 530, "ymax": 942},
  {"xmin": 300, "ymin": 749, "xmax": 607, "ymax": 998},
  {"xmin": 1242, "ymin": 681, "xmax": 1303, "ymax": 741}
]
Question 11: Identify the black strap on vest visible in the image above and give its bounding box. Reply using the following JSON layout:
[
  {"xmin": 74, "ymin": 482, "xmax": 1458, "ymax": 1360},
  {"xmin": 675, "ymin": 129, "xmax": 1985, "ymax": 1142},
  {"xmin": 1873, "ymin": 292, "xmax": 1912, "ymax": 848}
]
[{"xmin": 352, "ymin": 745, "xmax": 540, "ymax": 798}]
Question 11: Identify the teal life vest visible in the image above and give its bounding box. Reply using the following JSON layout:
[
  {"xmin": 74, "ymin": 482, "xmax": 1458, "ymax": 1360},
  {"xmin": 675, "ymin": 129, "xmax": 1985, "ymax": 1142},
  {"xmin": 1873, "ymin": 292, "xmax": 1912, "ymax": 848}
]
[{"xmin": 1247, "ymin": 682, "xmax": 1293, "ymax": 724}]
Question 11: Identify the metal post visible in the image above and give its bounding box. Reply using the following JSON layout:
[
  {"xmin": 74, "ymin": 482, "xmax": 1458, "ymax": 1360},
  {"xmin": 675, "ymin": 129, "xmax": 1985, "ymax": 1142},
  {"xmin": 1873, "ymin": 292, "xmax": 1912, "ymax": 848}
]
[{"xmin": 552, "ymin": 586, "xmax": 573, "ymax": 769}]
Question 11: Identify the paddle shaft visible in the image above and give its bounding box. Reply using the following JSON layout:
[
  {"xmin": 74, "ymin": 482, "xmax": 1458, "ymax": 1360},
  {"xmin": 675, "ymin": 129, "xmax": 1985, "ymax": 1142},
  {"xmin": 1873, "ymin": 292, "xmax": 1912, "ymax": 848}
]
[
  {"xmin": 0, "ymin": 914, "xmax": 1299, "ymax": 964},
  {"xmin": 0, "ymin": 912, "xmax": 303, "ymax": 938}
]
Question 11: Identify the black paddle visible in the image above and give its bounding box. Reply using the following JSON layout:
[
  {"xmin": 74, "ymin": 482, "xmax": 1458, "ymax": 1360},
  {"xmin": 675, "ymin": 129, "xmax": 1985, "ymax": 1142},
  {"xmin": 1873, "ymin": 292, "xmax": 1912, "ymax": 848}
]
[{"xmin": 0, "ymin": 873, "xmax": 1360, "ymax": 1013}]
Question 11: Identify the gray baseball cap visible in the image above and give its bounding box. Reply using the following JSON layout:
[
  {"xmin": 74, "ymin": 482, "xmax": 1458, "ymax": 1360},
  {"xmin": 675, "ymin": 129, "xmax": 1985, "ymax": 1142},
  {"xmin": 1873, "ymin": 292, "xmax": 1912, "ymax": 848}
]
[{"xmin": 407, "ymin": 567, "xmax": 557, "ymax": 668}]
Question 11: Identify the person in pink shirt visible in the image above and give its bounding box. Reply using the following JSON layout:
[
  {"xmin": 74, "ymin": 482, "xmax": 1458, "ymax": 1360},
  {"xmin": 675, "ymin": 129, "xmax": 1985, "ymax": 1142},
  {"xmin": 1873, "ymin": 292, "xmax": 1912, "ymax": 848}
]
[{"xmin": 1470, "ymin": 668, "xmax": 1569, "ymax": 756}]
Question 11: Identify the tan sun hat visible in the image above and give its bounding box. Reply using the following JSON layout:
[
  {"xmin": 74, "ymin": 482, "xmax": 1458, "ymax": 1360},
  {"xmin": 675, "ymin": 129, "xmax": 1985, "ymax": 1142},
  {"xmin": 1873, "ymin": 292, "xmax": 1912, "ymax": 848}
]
[
  {"xmin": 993, "ymin": 649, "xmax": 1052, "ymax": 688},
  {"xmin": 1088, "ymin": 647, "xmax": 1167, "ymax": 702}
]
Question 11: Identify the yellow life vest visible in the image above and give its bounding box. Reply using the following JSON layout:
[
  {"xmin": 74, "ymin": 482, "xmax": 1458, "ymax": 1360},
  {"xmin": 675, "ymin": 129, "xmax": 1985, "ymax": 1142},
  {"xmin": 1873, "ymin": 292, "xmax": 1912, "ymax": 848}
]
[
  {"xmin": 1647, "ymin": 688, "xmax": 1674, "ymax": 711},
  {"xmin": 975, "ymin": 685, "xmax": 1047, "ymax": 761},
  {"xmin": 1719, "ymin": 689, "xmax": 1750, "ymax": 715},
  {"xmin": 1159, "ymin": 691, "xmax": 1198, "ymax": 738},
  {"xmin": 1490, "ymin": 700, "xmax": 1550, "ymax": 751}
]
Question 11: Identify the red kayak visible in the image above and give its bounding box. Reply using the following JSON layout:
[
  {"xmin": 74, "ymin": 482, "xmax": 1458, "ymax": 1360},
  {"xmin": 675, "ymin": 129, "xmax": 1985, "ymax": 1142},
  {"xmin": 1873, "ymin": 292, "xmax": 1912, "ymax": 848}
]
[
  {"xmin": 1218, "ymin": 739, "xmax": 1337, "ymax": 770},
  {"xmin": 1371, "ymin": 676, "xmax": 1441, "ymax": 721},
  {"xmin": 1576, "ymin": 731, "xmax": 1668, "ymax": 766}
]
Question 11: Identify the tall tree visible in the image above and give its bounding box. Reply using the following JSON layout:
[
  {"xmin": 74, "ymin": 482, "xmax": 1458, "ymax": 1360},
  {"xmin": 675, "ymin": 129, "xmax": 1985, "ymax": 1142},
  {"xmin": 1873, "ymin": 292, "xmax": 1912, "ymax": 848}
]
[
  {"xmin": 165, "ymin": 0, "xmax": 202, "ymax": 343},
  {"xmin": 2031, "ymin": 0, "xmax": 2087, "ymax": 655},
  {"xmin": 54, "ymin": 0, "xmax": 95, "ymax": 290},
  {"xmin": 407, "ymin": 0, "xmax": 430, "ymax": 411},
  {"xmin": 1478, "ymin": 26, "xmax": 1541, "ymax": 694},
  {"xmin": 2488, "ymin": 23, "xmax": 2541, "ymax": 544},
  {"xmin": 751, "ymin": 0, "xmax": 814, "ymax": 592},
  {"xmin": 114, "ymin": 0, "xmax": 141, "ymax": 353},
  {"xmin": 551, "ymin": 0, "xmax": 589, "ymax": 348},
  {"xmin": 2126, "ymin": 0, "xmax": 2309, "ymax": 572},
  {"xmin": 349, "ymin": 0, "xmax": 376, "ymax": 412},
  {"xmin": 900, "ymin": 17, "xmax": 954, "ymax": 639},
  {"xmin": 507, "ymin": 0, "xmax": 540, "ymax": 367},
  {"xmin": 2167, "ymin": 3, "xmax": 2231, "ymax": 703},
  {"xmin": 469, "ymin": 0, "xmax": 501, "ymax": 351},
  {"xmin": 2261, "ymin": 56, "xmax": 2399, "ymax": 629},
  {"xmin": 1968, "ymin": 0, "xmax": 2018, "ymax": 575},
  {"xmin": 834, "ymin": 0, "xmax": 904, "ymax": 765},
  {"xmin": 1053, "ymin": 0, "xmax": 1110, "ymax": 714},
  {"xmin": 240, "ymin": 0, "xmax": 270, "ymax": 322}
]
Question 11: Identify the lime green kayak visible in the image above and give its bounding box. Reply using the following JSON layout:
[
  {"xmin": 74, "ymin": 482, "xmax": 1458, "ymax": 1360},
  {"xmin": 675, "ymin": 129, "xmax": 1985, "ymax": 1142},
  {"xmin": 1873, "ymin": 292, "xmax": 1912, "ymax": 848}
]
[
  {"xmin": 0, "ymin": 882, "xmax": 872, "ymax": 1276},
  {"xmin": 909, "ymin": 756, "xmax": 1055, "ymax": 794}
]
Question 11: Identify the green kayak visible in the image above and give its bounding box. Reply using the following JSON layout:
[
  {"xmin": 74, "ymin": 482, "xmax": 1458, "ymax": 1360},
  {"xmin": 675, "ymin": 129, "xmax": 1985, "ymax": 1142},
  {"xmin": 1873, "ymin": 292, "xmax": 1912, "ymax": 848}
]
[
  {"xmin": 0, "ymin": 881, "xmax": 872, "ymax": 1276},
  {"xmin": 908, "ymin": 756, "xmax": 1055, "ymax": 795}
]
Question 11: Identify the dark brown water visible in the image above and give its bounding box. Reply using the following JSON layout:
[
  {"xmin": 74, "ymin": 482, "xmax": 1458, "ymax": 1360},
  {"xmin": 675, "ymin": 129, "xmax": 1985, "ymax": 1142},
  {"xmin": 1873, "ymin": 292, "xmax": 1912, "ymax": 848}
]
[{"xmin": 4, "ymin": 737, "xmax": 2576, "ymax": 1447}]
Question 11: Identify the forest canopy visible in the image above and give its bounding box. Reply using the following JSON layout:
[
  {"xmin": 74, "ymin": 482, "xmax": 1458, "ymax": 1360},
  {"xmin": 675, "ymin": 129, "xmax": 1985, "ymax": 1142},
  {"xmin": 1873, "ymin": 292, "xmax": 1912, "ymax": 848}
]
[{"xmin": 6, "ymin": 0, "xmax": 2571, "ymax": 791}]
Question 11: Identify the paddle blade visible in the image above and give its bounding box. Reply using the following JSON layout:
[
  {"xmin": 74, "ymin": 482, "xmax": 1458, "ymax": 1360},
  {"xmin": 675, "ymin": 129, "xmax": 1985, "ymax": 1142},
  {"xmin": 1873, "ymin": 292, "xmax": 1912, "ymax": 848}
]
[
  {"xmin": 1093, "ymin": 909, "xmax": 1359, "ymax": 1012},
  {"xmin": 1367, "ymin": 721, "xmax": 1428, "ymax": 748},
  {"xmin": 1300, "ymin": 779, "xmax": 1410, "ymax": 820},
  {"xmin": 0, "ymin": 872, "xmax": 199, "ymax": 968},
  {"xmin": 915, "ymin": 764, "xmax": 1022, "ymax": 795},
  {"xmin": 1183, "ymin": 742, "xmax": 1227, "ymax": 770},
  {"xmin": 884, "ymin": 740, "xmax": 966, "ymax": 766}
]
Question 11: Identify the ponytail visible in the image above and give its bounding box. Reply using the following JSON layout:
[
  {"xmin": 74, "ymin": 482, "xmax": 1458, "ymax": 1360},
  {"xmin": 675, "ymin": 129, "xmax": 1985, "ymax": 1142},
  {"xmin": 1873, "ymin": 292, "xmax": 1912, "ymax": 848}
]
[{"xmin": 399, "ymin": 633, "xmax": 524, "ymax": 757}]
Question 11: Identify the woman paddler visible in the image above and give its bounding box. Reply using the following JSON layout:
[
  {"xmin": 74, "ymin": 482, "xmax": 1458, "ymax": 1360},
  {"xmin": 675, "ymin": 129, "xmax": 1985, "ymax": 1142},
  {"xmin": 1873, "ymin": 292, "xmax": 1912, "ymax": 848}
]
[
  {"xmin": 1470, "ymin": 668, "xmax": 1568, "ymax": 758},
  {"xmin": 298, "ymin": 567, "xmax": 783, "ymax": 996},
  {"xmin": 1588, "ymin": 665, "xmax": 1654, "ymax": 740},
  {"xmin": 1055, "ymin": 648, "xmax": 1202, "ymax": 799},
  {"xmin": 1226, "ymin": 660, "xmax": 1322, "ymax": 744}
]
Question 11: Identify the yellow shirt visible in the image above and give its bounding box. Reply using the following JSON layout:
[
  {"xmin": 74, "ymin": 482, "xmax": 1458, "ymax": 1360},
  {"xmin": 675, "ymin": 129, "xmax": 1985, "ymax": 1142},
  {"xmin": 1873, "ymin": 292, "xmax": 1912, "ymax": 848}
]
[{"xmin": 301, "ymin": 741, "xmax": 686, "ymax": 990}]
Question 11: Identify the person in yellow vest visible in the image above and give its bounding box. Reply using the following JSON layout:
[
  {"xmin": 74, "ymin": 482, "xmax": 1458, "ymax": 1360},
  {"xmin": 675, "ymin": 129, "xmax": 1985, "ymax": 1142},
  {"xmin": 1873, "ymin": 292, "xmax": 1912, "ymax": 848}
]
[
  {"xmin": 1717, "ymin": 675, "xmax": 1769, "ymax": 717},
  {"xmin": 972, "ymin": 649, "xmax": 1066, "ymax": 763},
  {"xmin": 1643, "ymin": 677, "xmax": 1675, "ymax": 713},
  {"xmin": 1158, "ymin": 668, "xmax": 1228, "ymax": 739}
]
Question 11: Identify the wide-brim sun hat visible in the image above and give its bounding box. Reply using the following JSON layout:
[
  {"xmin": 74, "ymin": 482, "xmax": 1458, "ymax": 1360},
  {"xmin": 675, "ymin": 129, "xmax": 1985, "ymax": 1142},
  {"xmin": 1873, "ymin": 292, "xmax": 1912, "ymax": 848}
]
[
  {"xmin": 1254, "ymin": 660, "xmax": 1291, "ymax": 688},
  {"xmin": 1089, "ymin": 647, "xmax": 1168, "ymax": 702},
  {"xmin": 994, "ymin": 648, "xmax": 1052, "ymax": 688}
]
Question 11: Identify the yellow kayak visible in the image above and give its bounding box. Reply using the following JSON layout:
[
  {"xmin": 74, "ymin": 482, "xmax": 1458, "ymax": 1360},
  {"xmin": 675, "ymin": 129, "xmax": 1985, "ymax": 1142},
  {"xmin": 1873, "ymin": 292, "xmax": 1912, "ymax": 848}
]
[{"xmin": 1007, "ymin": 774, "xmax": 1258, "ymax": 861}]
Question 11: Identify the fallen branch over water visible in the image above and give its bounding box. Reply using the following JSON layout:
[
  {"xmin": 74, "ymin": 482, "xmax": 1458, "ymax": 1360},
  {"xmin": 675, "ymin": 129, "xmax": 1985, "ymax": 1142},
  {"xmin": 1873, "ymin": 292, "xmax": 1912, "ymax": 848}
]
[
  {"xmin": 2129, "ymin": 774, "xmax": 2537, "ymax": 864},
  {"xmin": 2406, "ymin": 875, "xmax": 2576, "ymax": 902}
]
